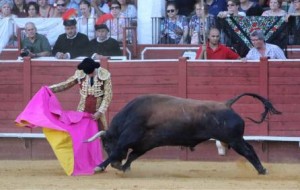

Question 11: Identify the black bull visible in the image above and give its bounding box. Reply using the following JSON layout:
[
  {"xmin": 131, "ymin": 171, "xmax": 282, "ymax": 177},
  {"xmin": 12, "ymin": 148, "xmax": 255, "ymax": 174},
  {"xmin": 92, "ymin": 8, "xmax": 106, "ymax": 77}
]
[{"xmin": 86, "ymin": 93, "xmax": 281, "ymax": 174}]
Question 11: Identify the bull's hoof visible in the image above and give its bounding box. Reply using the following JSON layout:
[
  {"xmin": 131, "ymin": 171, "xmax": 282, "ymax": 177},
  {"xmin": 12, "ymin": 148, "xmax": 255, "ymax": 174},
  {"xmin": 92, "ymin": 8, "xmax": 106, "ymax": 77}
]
[
  {"xmin": 94, "ymin": 166, "xmax": 105, "ymax": 173},
  {"xmin": 258, "ymin": 168, "xmax": 268, "ymax": 175},
  {"xmin": 111, "ymin": 162, "xmax": 123, "ymax": 171},
  {"xmin": 122, "ymin": 166, "xmax": 131, "ymax": 173}
]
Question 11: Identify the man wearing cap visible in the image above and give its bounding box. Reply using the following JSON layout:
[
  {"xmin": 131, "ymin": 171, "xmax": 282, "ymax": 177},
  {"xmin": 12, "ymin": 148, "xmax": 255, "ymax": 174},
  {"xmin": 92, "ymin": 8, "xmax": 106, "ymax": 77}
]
[
  {"xmin": 49, "ymin": 57, "xmax": 112, "ymax": 130},
  {"xmin": 52, "ymin": 17, "xmax": 90, "ymax": 59},
  {"xmin": 89, "ymin": 23, "xmax": 122, "ymax": 59}
]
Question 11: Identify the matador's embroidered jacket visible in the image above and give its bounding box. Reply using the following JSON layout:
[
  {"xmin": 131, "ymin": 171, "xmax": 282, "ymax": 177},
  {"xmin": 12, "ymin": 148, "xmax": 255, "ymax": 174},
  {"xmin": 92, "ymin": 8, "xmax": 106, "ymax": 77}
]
[{"xmin": 49, "ymin": 67, "xmax": 112, "ymax": 129}]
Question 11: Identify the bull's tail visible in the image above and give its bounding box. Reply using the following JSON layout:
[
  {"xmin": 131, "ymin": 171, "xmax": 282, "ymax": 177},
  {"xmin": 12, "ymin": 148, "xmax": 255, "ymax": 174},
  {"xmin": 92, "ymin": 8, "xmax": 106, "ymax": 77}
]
[{"xmin": 225, "ymin": 93, "xmax": 282, "ymax": 124}]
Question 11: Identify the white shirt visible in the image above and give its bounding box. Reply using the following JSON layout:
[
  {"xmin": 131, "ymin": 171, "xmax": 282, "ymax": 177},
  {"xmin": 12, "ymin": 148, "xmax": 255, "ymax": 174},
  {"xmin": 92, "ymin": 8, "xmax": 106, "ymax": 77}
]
[{"xmin": 246, "ymin": 43, "xmax": 287, "ymax": 60}]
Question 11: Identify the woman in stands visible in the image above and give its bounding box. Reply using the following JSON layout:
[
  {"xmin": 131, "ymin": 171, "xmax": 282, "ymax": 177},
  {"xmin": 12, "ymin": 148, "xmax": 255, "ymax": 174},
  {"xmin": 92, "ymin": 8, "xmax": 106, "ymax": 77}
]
[
  {"xmin": 77, "ymin": 0, "xmax": 96, "ymax": 40},
  {"xmin": 90, "ymin": 0, "xmax": 110, "ymax": 16},
  {"xmin": 189, "ymin": 1, "xmax": 215, "ymax": 44},
  {"xmin": 38, "ymin": 0, "xmax": 54, "ymax": 18},
  {"xmin": 239, "ymin": 0, "xmax": 263, "ymax": 16},
  {"xmin": 288, "ymin": 0, "xmax": 300, "ymax": 16},
  {"xmin": 26, "ymin": 1, "xmax": 40, "ymax": 17},
  {"xmin": 0, "ymin": 0, "xmax": 18, "ymax": 47},
  {"xmin": 218, "ymin": 0, "xmax": 246, "ymax": 17},
  {"xmin": 160, "ymin": 1, "xmax": 188, "ymax": 44},
  {"xmin": 286, "ymin": 0, "xmax": 300, "ymax": 45},
  {"xmin": 52, "ymin": 0, "xmax": 68, "ymax": 17},
  {"xmin": 117, "ymin": 0, "xmax": 137, "ymax": 18},
  {"xmin": 12, "ymin": 0, "xmax": 27, "ymax": 17},
  {"xmin": 0, "ymin": 0, "xmax": 17, "ymax": 18},
  {"xmin": 105, "ymin": 0, "xmax": 126, "ymax": 42},
  {"xmin": 262, "ymin": 0, "xmax": 287, "ymax": 16}
]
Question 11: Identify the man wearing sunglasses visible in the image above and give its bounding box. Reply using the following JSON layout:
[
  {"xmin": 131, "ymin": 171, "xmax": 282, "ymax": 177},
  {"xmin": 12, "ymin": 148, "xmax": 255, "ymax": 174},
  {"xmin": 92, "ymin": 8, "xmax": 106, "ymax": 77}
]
[{"xmin": 52, "ymin": 0, "xmax": 80, "ymax": 17}]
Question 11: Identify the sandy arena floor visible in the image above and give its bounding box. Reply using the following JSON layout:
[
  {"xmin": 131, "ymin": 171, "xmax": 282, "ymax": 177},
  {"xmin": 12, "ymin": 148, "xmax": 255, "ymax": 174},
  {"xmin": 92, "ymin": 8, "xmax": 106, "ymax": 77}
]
[{"xmin": 0, "ymin": 159, "xmax": 299, "ymax": 190}]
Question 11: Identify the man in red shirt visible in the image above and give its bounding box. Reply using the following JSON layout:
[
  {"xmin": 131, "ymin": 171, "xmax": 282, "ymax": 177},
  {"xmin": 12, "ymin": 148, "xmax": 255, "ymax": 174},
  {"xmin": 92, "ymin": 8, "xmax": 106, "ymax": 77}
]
[{"xmin": 196, "ymin": 27, "xmax": 240, "ymax": 59}]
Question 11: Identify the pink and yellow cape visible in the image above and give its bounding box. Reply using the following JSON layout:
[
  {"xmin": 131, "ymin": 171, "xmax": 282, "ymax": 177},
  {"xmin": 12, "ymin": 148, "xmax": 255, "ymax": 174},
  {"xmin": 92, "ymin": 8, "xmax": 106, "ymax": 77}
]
[{"xmin": 15, "ymin": 86, "xmax": 103, "ymax": 176}]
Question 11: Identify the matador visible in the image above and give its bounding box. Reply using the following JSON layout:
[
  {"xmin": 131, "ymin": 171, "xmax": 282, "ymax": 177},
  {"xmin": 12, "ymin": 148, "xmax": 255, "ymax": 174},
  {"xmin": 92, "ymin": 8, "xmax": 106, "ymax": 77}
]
[{"xmin": 49, "ymin": 58, "xmax": 112, "ymax": 130}]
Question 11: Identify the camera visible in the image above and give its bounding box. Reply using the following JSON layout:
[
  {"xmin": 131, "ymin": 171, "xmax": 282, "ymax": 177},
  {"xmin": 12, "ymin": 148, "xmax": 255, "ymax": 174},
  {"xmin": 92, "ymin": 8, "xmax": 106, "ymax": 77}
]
[{"xmin": 20, "ymin": 48, "xmax": 30, "ymax": 57}]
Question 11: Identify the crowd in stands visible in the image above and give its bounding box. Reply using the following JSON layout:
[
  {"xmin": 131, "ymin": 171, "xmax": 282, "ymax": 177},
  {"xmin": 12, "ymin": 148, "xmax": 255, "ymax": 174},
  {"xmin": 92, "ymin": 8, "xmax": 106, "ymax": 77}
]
[
  {"xmin": 20, "ymin": 15, "xmax": 122, "ymax": 59},
  {"xmin": 158, "ymin": 0, "xmax": 300, "ymax": 58},
  {"xmin": 160, "ymin": 0, "xmax": 300, "ymax": 45},
  {"xmin": 0, "ymin": 0, "xmax": 137, "ymax": 42},
  {"xmin": 0, "ymin": 0, "xmax": 300, "ymax": 59}
]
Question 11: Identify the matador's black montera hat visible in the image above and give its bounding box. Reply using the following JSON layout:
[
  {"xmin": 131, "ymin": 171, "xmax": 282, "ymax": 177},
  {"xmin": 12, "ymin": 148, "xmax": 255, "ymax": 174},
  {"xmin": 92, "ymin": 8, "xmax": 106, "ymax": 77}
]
[{"xmin": 77, "ymin": 58, "xmax": 100, "ymax": 74}]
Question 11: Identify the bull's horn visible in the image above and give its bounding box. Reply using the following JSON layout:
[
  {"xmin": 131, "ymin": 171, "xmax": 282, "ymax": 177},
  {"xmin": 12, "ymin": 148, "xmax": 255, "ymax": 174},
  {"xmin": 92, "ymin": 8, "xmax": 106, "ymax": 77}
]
[{"xmin": 83, "ymin": 131, "xmax": 106, "ymax": 143}]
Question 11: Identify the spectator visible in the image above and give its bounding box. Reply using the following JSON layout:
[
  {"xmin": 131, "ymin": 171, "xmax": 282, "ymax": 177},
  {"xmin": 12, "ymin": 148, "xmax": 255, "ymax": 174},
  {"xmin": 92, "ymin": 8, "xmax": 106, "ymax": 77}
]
[
  {"xmin": 288, "ymin": 0, "xmax": 296, "ymax": 13},
  {"xmin": 65, "ymin": 0, "xmax": 80, "ymax": 13},
  {"xmin": 196, "ymin": 27, "xmax": 240, "ymax": 59},
  {"xmin": 0, "ymin": 0, "xmax": 17, "ymax": 47},
  {"xmin": 206, "ymin": 0, "xmax": 227, "ymax": 16},
  {"xmin": 38, "ymin": 0, "xmax": 54, "ymax": 17},
  {"xmin": 26, "ymin": 1, "xmax": 40, "ymax": 17},
  {"xmin": 52, "ymin": 12, "xmax": 90, "ymax": 59},
  {"xmin": 89, "ymin": 23, "xmax": 122, "ymax": 59},
  {"xmin": 245, "ymin": 30, "xmax": 286, "ymax": 60},
  {"xmin": 167, "ymin": 0, "xmax": 196, "ymax": 17},
  {"xmin": 118, "ymin": 0, "xmax": 137, "ymax": 18},
  {"xmin": 90, "ymin": 0, "xmax": 110, "ymax": 16},
  {"xmin": 77, "ymin": 0, "xmax": 96, "ymax": 40},
  {"xmin": 239, "ymin": 0, "xmax": 263, "ymax": 16},
  {"xmin": 49, "ymin": 57, "xmax": 113, "ymax": 131},
  {"xmin": 218, "ymin": 0, "xmax": 246, "ymax": 18},
  {"xmin": 105, "ymin": 0, "xmax": 126, "ymax": 42},
  {"xmin": 159, "ymin": 1, "xmax": 188, "ymax": 44},
  {"xmin": 52, "ymin": 0, "xmax": 68, "ymax": 17},
  {"xmin": 287, "ymin": 0, "xmax": 300, "ymax": 17},
  {"xmin": 286, "ymin": 0, "xmax": 300, "ymax": 44},
  {"xmin": 20, "ymin": 22, "xmax": 51, "ymax": 58},
  {"xmin": 12, "ymin": 0, "xmax": 28, "ymax": 17},
  {"xmin": 262, "ymin": 0, "xmax": 287, "ymax": 16},
  {"xmin": 0, "ymin": 0, "xmax": 17, "ymax": 18},
  {"xmin": 189, "ymin": 1, "xmax": 215, "ymax": 44}
]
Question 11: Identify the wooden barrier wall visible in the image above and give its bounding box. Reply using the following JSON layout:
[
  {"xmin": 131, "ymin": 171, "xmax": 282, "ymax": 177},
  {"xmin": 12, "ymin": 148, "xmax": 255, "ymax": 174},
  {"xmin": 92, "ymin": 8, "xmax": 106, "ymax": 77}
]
[{"xmin": 0, "ymin": 58, "xmax": 299, "ymax": 162}]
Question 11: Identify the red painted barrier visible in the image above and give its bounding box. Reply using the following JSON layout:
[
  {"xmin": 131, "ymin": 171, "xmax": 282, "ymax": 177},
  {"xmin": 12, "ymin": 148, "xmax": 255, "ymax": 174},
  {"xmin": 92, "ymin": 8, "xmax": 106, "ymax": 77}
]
[{"xmin": 0, "ymin": 57, "xmax": 299, "ymax": 161}]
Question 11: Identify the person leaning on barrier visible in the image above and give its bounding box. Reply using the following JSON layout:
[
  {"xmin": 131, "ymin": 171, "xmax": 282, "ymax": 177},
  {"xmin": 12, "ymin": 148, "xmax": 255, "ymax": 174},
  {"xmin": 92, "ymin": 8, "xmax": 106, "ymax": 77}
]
[
  {"xmin": 244, "ymin": 30, "xmax": 287, "ymax": 60},
  {"xmin": 20, "ymin": 22, "xmax": 51, "ymax": 58},
  {"xmin": 49, "ymin": 57, "xmax": 113, "ymax": 130},
  {"xmin": 89, "ymin": 23, "xmax": 122, "ymax": 59},
  {"xmin": 196, "ymin": 27, "xmax": 240, "ymax": 59},
  {"xmin": 52, "ymin": 9, "xmax": 90, "ymax": 59}
]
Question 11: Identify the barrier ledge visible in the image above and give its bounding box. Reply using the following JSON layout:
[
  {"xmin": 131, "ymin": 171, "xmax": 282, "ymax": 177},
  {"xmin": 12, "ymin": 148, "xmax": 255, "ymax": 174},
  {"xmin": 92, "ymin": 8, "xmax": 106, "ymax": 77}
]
[{"xmin": 0, "ymin": 133, "xmax": 299, "ymax": 147}]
